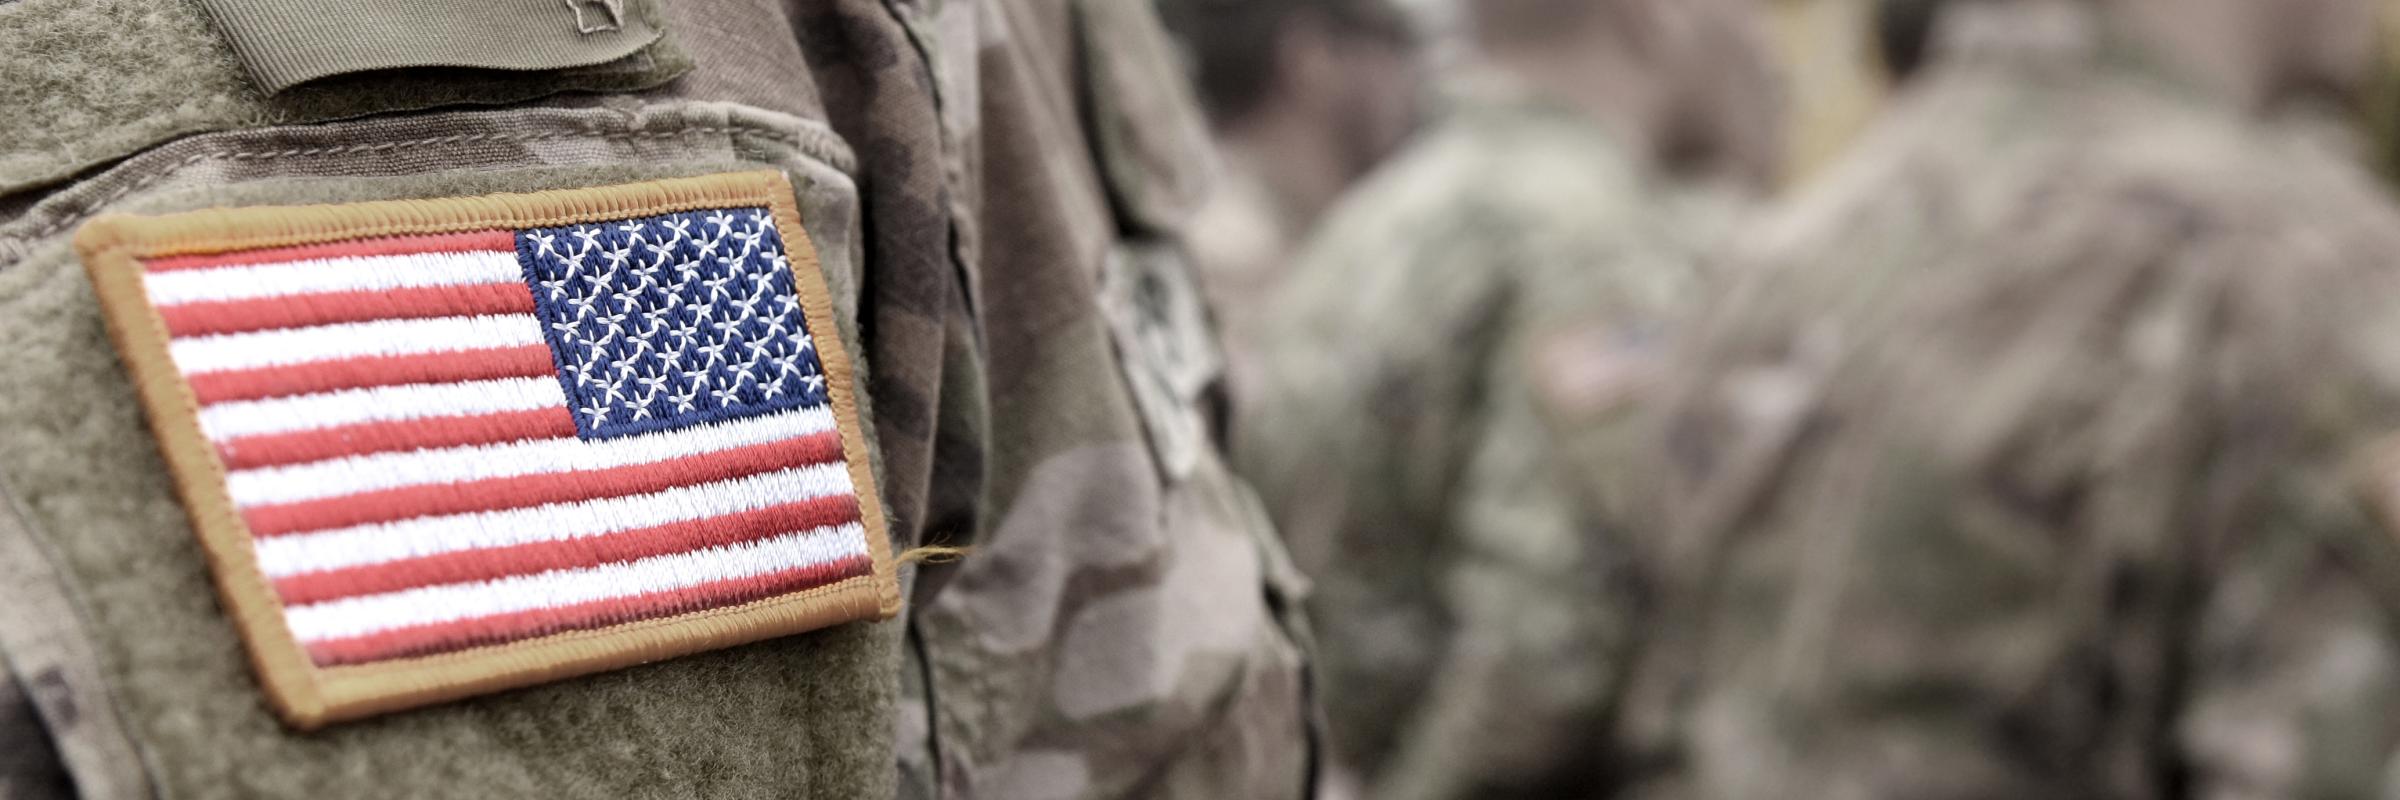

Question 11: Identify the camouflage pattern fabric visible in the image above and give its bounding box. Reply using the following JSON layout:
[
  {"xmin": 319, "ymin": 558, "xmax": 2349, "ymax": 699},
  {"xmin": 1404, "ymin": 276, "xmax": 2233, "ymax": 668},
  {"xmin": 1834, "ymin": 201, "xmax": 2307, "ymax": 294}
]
[
  {"xmin": 1549, "ymin": 5, "xmax": 2400, "ymax": 796},
  {"xmin": 1188, "ymin": 157, "xmax": 1295, "ymax": 431},
  {"xmin": 0, "ymin": 0, "xmax": 1312, "ymax": 797},
  {"xmin": 1237, "ymin": 75, "xmax": 1726, "ymax": 799}
]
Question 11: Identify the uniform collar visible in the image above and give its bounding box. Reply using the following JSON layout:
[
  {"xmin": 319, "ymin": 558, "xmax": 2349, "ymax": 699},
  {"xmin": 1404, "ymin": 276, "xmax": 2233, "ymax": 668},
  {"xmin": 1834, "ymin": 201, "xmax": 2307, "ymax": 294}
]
[
  {"xmin": 1438, "ymin": 68, "xmax": 1651, "ymax": 167},
  {"xmin": 1931, "ymin": 1, "xmax": 2234, "ymax": 109}
]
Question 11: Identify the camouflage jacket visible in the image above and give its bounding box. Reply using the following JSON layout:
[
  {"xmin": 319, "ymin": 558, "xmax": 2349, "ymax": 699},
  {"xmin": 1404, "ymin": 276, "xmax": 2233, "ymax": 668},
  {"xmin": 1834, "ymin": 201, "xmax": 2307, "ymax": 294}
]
[
  {"xmin": 1187, "ymin": 151, "xmax": 1297, "ymax": 436},
  {"xmin": 0, "ymin": 0, "xmax": 1311, "ymax": 798},
  {"xmin": 1551, "ymin": 6, "xmax": 2400, "ymax": 796},
  {"xmin": 1236, "ymin": 77, "xmax": 1725, "ymax": 800}
]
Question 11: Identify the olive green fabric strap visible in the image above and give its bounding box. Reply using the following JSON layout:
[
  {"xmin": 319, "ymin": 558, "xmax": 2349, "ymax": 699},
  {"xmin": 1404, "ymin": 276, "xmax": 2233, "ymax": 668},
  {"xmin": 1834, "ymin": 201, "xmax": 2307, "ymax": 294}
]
[
  {"xmin": 0, "ymin": 0, "xmax": 688, "ymax": 195},
  {"xmin": 201, "ymin": 0, "xmax": 663, "ymax": 92}
]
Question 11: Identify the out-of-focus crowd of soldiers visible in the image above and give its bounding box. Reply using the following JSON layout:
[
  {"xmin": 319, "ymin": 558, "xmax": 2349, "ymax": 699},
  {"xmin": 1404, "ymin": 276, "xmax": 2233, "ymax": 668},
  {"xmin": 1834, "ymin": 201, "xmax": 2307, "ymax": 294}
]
[{"xmin": 1157, "ymin": 0, "xmax": 2400, "ymax": 796}]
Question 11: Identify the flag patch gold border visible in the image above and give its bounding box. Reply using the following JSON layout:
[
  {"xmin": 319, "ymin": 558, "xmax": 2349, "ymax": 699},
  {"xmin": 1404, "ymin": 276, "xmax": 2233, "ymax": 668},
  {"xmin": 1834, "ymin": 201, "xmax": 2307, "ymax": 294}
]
[{"xmin": 73, "ymin": 172, "xmax": 902, "ymax": 729}]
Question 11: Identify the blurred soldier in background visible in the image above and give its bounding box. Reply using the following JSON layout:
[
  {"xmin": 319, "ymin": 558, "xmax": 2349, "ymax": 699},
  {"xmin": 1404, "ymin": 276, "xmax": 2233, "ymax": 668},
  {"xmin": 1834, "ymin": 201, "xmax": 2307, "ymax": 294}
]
[
  {"xmin": 1544, "ymin": 0, "xmax": 2400, "ymax": 794},
  {"xmin": 1234, "ymin": 0, "xmax": 1781, "ymax": 797},
  {"xmin": 0, "ymin": 1, "xmax": 1311, "ymax": 798},
  {"xmin": 1769, "ymin": 0, "xmax": 1892, "ymax": 183},
  {"xmin": 1157, "ymin": 0, "xmax": 1425, "ymax": 412}
]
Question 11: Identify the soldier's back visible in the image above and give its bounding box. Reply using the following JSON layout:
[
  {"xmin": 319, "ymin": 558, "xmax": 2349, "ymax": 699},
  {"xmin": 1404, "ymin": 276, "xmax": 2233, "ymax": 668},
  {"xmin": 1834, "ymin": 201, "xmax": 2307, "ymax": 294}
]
[
  {"xmin": 1578, "ymin": 4, "xmax": 2400, "ymax": 796},
  {"xmin": 1241, "ymin": 76, "xmax": 1721, "ymax": 795}
]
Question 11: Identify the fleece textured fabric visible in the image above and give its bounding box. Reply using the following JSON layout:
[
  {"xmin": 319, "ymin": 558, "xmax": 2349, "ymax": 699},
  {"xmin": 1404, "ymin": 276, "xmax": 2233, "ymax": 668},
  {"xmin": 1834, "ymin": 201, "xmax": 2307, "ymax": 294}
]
[
  {"xmin": 0, "ymin": 163, "xmax": 898, "ymax": 799},
  {"xmin": 0, "ymin": 0, "xmax": 690, "ymax": 194}
]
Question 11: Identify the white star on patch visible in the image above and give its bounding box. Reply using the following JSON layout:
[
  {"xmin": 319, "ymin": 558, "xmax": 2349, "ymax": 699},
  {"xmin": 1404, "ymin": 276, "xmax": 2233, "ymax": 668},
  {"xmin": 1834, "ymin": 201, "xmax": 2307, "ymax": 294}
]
[{"xmin": 578, "ymin": 399, "xmax": 611, "ymax": 427}]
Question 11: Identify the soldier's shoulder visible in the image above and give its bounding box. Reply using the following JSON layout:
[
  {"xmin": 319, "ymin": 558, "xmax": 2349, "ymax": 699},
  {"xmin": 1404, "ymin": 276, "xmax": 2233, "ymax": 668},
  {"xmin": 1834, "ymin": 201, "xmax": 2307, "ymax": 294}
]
[
  {"xmin": 1327, "ymin": 112, "xmax": 1645, "ymax": 233},
  {"xmin": 1663, "ymin": 83, "xmax": 2400, "ymax": 476},
  {"xmin": 2051, "ymin": 113, "xmax": 2400, "ymax": 308}
]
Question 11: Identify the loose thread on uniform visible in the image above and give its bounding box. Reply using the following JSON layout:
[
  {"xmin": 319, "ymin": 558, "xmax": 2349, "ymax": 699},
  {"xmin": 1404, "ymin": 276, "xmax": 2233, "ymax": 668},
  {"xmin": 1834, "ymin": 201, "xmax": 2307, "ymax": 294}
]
[{"xmin": 896, "ymin": 545, "xmax": 971, "ymax": 565}]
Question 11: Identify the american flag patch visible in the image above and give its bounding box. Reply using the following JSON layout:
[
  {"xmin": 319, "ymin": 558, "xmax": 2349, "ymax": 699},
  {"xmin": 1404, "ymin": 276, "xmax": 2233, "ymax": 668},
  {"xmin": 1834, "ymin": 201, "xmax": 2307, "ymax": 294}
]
[{"xmin": 74, "ymin": 173, "xmax": 900, "ymax": 728}]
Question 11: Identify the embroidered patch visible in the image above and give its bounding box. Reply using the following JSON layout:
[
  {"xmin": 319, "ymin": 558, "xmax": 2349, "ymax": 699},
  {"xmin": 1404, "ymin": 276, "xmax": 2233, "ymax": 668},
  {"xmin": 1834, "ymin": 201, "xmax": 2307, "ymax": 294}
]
[{"xmin": 74, "ymin": 172, "xmax": 900, "ymax": 729}]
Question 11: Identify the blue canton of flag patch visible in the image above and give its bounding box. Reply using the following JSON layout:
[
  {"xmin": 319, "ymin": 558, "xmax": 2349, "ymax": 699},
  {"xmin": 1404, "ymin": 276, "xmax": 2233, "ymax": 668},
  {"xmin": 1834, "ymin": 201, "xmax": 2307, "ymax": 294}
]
[{"xmin": 517, "ymin": 208, "xmax": 831, "ymax": 440}]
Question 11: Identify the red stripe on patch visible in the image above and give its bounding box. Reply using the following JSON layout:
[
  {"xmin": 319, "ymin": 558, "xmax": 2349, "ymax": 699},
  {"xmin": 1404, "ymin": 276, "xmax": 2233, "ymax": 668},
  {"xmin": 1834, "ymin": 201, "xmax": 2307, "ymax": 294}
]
[
  {"xmin": 186, "ymin": 344, "xmax": 557, "ymax": 405},
  {"xmin": 301, "ymin": 556, "xmax": 876, "ymax": 666},
  {"xmin": 157, "ymin": 282, "xmax": 537, "ymax": 337},
  {"xmin": 241, "ymin": 431, "xmax": 849, "ymax": 537},
  {"xmin": 271, "ymin": 495, "xmax": 865, "ymax": 606},
  {"xmin": 144, "ymin": 231, "xmax": 518, "ymax": 272},
  {"xmin": 216, "ymin": 407, "xmax": 577, "ymax": 471}
]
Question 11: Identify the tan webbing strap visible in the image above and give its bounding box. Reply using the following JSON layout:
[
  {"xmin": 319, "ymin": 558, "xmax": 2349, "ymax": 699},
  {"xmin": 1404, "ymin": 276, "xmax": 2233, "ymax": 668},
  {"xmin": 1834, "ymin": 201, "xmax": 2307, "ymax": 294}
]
[{"xmin": 200, "ymin": 0, "xmax": 663, "ymax": 92}]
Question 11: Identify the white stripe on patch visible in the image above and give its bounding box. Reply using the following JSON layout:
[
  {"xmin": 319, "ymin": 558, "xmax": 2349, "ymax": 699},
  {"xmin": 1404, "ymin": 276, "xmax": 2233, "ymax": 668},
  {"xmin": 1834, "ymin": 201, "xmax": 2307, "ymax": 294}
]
[
  {"xmin": 280, "ymin": 521, "xmax": 872, "ymax": 642},
  {"xmin": 251, "ymin": 463, "xmax": 859, "ymax": 578},
  {"xmin": 142, "ymin": 251, "xmax": 527, "ymax": 307},
  {"xmin": 223, "ymin": 405, "xmax": 839, "ymax": 507},
  {"xmin": 197, "ymin": 376, "xmax": 565, "ymax": 442},
  {"xmin": 167, "ymin": 314, "xmax": 546, "ymax": 376}
]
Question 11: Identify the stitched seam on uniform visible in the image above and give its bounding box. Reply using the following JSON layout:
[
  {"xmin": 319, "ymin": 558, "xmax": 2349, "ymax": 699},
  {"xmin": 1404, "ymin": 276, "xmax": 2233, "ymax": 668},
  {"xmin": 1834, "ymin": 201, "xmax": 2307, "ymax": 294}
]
[{"xmin": 5, "ymin": 124, "xmax": 821, "ymax": 261}]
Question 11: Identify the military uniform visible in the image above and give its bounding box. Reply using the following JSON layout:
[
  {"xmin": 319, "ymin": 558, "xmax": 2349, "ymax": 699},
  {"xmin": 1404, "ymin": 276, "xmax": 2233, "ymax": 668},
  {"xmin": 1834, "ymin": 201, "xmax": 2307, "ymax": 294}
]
[
  {"xmin": 0, "ymin": 0, "xmax": 1312, "ymax": 797},
  {"xmin": 1185, "ymin": 156, "xmax": 1292, "ymax": 428},
  {"xmin": 1236, "ymin": 75, "xmax": 1729, "ymax": 799},
  {"xmin": 1548, "ymin": 4, "xmax": 2400, "ymax": 795}
]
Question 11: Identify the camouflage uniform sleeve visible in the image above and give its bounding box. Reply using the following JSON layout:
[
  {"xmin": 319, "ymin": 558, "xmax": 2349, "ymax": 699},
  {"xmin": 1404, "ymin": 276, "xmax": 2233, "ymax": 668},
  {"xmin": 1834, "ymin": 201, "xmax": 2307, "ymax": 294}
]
[
  {"xmin": 2180, "ymin": 473, "xmax": 2400, "ymax": 798},
  {"xmin": 892, "ymin": 2, "xmax": 1317, "ymax": 796},
  {"xmin": 2176, "ymin": 286, "xmax": 2400, "ymax": 797},
  {"xmin": 1367, "ymin": 230, "xmax": 1660, "ymax": 799},
  {"xmin": 1374, "ymin": 345, "xmax": 1626, "ymax": 800}
]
